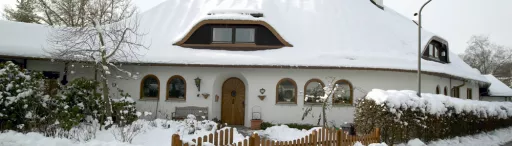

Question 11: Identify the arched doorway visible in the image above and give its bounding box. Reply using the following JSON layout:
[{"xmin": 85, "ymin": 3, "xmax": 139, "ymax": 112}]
[{"xmin": 222, "ymin": 77, "xmax": 246, "ymax": 125}]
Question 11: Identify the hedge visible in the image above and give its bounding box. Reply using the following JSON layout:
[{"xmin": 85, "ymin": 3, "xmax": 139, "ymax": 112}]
[
  {"xmin": 261, "ymin": 122, "xmax": 316, "ymax": 130},
  {"xmin": 354, "ymin": 89, "xmax": 512, "ymax": 144}
]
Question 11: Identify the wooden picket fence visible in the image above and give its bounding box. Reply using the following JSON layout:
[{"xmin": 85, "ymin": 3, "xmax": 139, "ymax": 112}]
[{"xmin": 171, "ymin": 127, "xmax": 380, "ymax": 146}]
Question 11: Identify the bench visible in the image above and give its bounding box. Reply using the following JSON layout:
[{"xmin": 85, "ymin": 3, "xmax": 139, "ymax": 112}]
[{"xmin": 172, "ymin": 106, "xmax": 208, "ymax": 121}]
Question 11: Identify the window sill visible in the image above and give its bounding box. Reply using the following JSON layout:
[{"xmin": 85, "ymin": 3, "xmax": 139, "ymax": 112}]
[
  {"xmin": 179, "ymin": 44, "xmax": 283, "ymax": 50},
  {"xmin": 422, "ymin": 56, "xmax": 449, "ymax": 64},
  {"xmin": 165, "ymin": 98, "xmax": 186, "ymax": 102},
  {"xmin": 304, "ymin": 103, "xmax": 353, "ymax": 107},
  {"xmin": 139, "ymin": 98, "xmax": 159, "ymax": 101},
  {"xmin": 332, "ymin": 104, "xmax": 354, "ymax": 107},
  {"xmin": 304, "ymin": 103, "xmax": 324, "ymax": 106},
  {"xmin": 276, "ymin": 102, "xmax": 297, "ymax": 105}
]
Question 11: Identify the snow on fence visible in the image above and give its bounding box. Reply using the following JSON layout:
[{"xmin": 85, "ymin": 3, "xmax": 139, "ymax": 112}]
[{"xmin": 171, "ymin": 127, "xmax": 380, "ymax": 146}]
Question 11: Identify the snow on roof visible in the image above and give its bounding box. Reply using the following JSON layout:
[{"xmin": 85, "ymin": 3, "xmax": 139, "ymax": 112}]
[
  {"xmin": 0, "ymin": 0, "xmax": 488, "ymax": 83},
  {"xmin": 484, "ymin": 75, "xmax": 512, "ymax": 97}
]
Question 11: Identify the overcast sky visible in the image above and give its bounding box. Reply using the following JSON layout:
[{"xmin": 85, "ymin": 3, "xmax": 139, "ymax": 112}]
[{"xmin": 1, "ymin": 0, "xmax": 511, "ymax": 54}]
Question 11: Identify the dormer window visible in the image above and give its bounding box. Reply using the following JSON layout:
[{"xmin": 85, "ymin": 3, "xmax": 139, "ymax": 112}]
[
  {"xmin": 423, "ymin": 37, "xmax": 450, "ymax": 63},
  {"xmin": 174, "ymin": 20, "xmax": 292, "ymax": 51}
]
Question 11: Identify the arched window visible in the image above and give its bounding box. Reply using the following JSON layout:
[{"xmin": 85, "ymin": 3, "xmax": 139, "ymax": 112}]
[
  {"xmin": 304, "ymin": 79, "xmax": 325, "ymax": 104},
  {"xmin": 276, "ymin": 78, "xmax": 297, "ymax": 104},
  {"xmin": 333, "ymin": 80, "xmax": 353, "ymax": 105},
  {"xmin": 436, "ymin": 86, "xmax": 440, "ymax": 94},
  {"xmin": 444, "ymin": 86, "xmax": 448, "ymax": 96},
  {"xmin": 140, "ymin": 74, "xmax": 160, "ymax": 99},
  {"xmin": 167, "ymin": 75, "xmax": 186, "ymax": 100}
]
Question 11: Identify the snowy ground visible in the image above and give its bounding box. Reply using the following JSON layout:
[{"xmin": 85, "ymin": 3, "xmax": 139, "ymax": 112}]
[
  {"xmin": 0, "ymin": 119, "xmax": 244, "ymax": 146},
  {"xmin": 396, "ymin": 126, "xmax": 512, "ymax": 146},
  {"xmin": 1, "ymin": 119, "xmax": 512, "ymax": 146}
]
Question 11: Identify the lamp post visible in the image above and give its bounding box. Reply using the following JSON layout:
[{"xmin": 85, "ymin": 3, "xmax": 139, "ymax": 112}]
[{"xmin": 414, "ymin": 0, "xmax": 432, "ymax": 97}]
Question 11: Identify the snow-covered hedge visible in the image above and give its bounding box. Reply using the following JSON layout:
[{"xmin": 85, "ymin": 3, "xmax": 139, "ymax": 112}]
[{"xmin": 355, "ymin": 89, "xmax": 512, "ymax": 144}]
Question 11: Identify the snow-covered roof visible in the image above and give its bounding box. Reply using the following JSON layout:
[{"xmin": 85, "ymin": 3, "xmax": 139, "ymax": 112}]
[
  {"xmin": 484, "ymin": 75, "xmax": 512, "ymax": 97},
  {"xmin": 0, "ymin": 0, "xmax": 488, "ymax": 83}
]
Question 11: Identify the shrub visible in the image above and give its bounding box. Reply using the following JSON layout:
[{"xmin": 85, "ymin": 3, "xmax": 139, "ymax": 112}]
[
  {"xmin": 260, "ymin": 122, "xmax": 315, "ymax": 130},
  {"xmin": 0, "ymin": 61, "xmax": 52, "ymax": 132},
  {"xmin": 355, "ymin": 89, "xmax": 512, "ymax": 144},
  {"xmin": 111, "ymin": 90, "xmax": 138, "ymax": 126},
  {"xmin": 53, "ymin": 78, "xmax": 104, "ymax": 131}
]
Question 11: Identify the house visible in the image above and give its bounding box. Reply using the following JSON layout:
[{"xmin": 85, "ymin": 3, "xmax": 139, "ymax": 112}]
[
  {"xmin": 0, "ymin": 0, "xmax": 489, "ymax": 127},
  {"xmin": 481, "ymin": 75, "xmax": 512, "ymax": 101}
]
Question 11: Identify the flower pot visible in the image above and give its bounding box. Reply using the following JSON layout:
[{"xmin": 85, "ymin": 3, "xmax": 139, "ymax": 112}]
[{"xmin": 251, "ymin": 119, "xmax": 262, "ymax": 130}]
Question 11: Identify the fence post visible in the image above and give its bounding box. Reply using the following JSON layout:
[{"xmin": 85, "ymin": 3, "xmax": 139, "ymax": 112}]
[
  {"xmin": 311, "ymin": 130, "xmax": 317, "ymax": 146},
  {"xmin": 172, "ymin": 134, "xmax": 179, "ymax": 146},
  {"xmin": 220, "ymin": 130, "xmax": 225, "ymax": 145},
  {"xmin": 253, "ymin": 133, "xmax": 261, "ymax": 146},
  {"xmin": 375, "ymin": 128, "xmax": 381, "ymax": 143},
  {"xmin": 230, "ymin": 127, "xmax": 234, "ymax": 144},
  {"xmin": 336, "ymin": 130, "xmax": 342, "ymax": 146}
]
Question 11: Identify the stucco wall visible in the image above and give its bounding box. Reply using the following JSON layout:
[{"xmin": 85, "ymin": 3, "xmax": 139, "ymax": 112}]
[
  {"xmin": 481, "ymin": 96, "xmax": 511, "ymax": 102},
  {"xmin": 103, "ymin": 65, "xmax": 481, "ymax": 127},
  {"xmin": 13, "ymin": 59, "xmax": 481, "ymax": 127}
]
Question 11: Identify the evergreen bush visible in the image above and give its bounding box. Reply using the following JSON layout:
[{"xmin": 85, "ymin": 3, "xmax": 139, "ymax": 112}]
[
  {"xmin": 0, "ymin": 61, "xmax": 51, "ymax": 132},
  {"xmin": 54, "ymin": 78, "xmax": 104, "ymax": 130},
  {"xmin": 111, "ymin": 89, "xmax": 138, "ymax": 126}
]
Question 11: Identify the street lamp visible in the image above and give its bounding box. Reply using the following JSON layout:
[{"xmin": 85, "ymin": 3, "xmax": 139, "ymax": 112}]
[{"xmin": 414, "ymin": 0, "xmax": 432, "ymax": 97}]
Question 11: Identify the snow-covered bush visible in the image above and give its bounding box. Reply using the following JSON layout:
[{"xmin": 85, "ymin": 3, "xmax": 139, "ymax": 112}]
[
  {"xmin": 111, "ymin": 90, "xmax": 138, "ymax": 127},
  {"xmin": 355, "ymin": 89, "xmax": 512, "ymax": 144},
  {"xmin": 53, "ymin": 78, "xmax": 104, "ymax": 131},
  {"xmin": 0, "ymin": 61, "xmax": 52, "ymax": 132},
  {"xmin": 111, "ymin": 119, "xmax": 145, "ymax": 143},
  {"xmin": 177, "ymin": 114, "xmax": 217, "ymax": 135}
]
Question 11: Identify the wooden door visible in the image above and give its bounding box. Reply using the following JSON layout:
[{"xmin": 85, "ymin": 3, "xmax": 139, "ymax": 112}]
[{"xmin": 221, "ymin": 77, "xmax": 245, "ymax": 125}]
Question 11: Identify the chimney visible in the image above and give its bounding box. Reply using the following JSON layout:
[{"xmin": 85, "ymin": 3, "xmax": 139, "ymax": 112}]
[{"xmin": 371, "ymin": 0, "xmax": 384, "ymax": 9}]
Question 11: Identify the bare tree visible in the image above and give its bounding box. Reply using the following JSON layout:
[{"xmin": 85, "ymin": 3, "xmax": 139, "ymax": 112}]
[
  {"xmin": 460, "ymin": 35, "xmax": 512, "ymax": 74},
  {"xmin": 47, "ymin": 0, "xmax": 148, "ymax": 120},
  {"xmin": 301, "ymin": 77, "xmax": 338, "ymax": 127}
]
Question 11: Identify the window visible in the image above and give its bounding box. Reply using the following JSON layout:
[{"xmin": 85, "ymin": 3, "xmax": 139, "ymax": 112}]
[
  {"xmin": 423, "ymin": 39, "xmax": 449, "ymax": 63},
  {"xmin": 444, "ymin": 86, "xmax": 448, "ymax": 96},
  {"xmin": 452, "ymin": 87, "xmax": 460, "ymax": 98},
  {"xmin": 276, "ymin": 78, "xmax": 297, "ymax": 104},
  {"xmin": 235, "ymin": 28, "xmax": 255, "ymax": 43},
  {"xmin": 212, "ymin": 28, "xmax": 233, "ymax": 43},
  {"xmin": 333, "ymin": 80, "xmax": 353, "ymax": 105},
  {"xmin": 42, "ymin": 71, "xmax": 60, "ymax": 96},
  {"xmin": 140, "ymin": 74, "xmax": 160, "ymax": 99},
  {"xmin": 212, "ymin": 27, "xmax": 256, "ymax": 44},
  {"xmin": 467, "ymin": 88, "xmax": 473, "ymax": 99},
  {"xmin": 304, "ymin": 79, "xmax": 325, "ymax": 104},
  {"xmin": 167, "ymin": 75, "xmax": 186, "ymax": 100},
  {"xmin": 436, "ymin": 86, "xmax": 440, "ymax": 94}
]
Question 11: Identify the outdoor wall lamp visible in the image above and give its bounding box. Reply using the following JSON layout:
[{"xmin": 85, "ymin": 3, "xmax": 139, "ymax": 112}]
[{"xmin": 194, "ymin": 77, "xmax": 201, "ymax": 92}]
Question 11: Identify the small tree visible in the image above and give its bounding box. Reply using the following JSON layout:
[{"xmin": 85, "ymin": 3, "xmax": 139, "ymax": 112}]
[{"xmin": 301, "ymin": 77, "xmax": 338, "ymax": 127}]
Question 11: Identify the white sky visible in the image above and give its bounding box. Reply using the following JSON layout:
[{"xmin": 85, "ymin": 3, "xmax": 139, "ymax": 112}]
[{"xmin": 1, "ymin": 0, "xmax": 511, "ymax": 54}]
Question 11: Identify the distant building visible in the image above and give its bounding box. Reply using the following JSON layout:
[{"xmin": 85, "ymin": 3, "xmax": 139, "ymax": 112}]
[{"xmin": 481, "ymin": 75, "xmax": 512, "ymax": 101}]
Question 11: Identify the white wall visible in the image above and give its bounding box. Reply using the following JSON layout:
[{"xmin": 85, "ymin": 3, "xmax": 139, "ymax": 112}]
[
  {"xmin": 481, "ymin": 96, "xmax": 511, "ymax": 102},
  {"xmin": 18, "ymin": 59, "xmax": 481, "ymax": 127}
]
